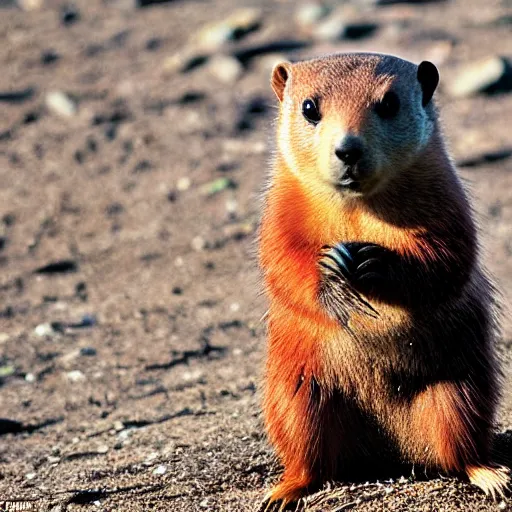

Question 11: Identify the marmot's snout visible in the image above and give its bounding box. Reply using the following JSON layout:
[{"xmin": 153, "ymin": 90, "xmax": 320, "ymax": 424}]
[{"xmin": 335, "ymin": 135, "xmax": 371, "ymax": 191}]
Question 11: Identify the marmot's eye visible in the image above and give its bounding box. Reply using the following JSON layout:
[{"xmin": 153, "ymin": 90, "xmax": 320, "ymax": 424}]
[
  {"xmin": 302, "ymin": 98, "xmax": 321, "ymax": 125},
  {"xmin": 375, "ymin": 91, "xmax": 400, "ymax": 119}
]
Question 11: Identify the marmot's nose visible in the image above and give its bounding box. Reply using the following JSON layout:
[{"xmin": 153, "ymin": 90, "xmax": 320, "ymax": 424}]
[{"xmin": 335, "ymin": 137, "xmax": 363, "ymax": 166}]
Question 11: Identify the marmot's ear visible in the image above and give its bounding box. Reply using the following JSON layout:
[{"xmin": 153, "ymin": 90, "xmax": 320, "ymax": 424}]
[
  {"xmin": 417, "ymin": 61, "xmax": 439, "ymax": 107},
  {"xmin": 271, "ymin": 62, "xmax": 291, "ymax": 102}
]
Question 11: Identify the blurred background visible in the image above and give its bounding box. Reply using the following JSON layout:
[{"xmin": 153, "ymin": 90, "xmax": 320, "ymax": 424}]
[{"xmin": 0, "ymin": 0, "xmax": 511, "ymax": 510}]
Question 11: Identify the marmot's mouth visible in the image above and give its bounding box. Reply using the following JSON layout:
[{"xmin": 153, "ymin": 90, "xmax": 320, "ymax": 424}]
[
  {"xmin": 336, "ymin": 165, "xmax": 364, "ymax": 191},
  {"xmin": 338, "ymin": 177, "xmax": 361, "ymax": 191}
]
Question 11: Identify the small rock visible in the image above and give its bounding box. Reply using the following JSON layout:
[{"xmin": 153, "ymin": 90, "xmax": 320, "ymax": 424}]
[
  {"xmin": 225, "ymin": 198, "xmax": 238, "ymax": 216},
  {"xmin": 0, "ymin": 333, "xmax": 9, "ymax": 344},
  {"xmin": 314, "ymin": 10, "xmax": 378, "ymax": 41},
  {"xmin": 66, "ymin": 370, "xmax": 86, "ymax": 382},
  {"xmin": 207, "ymin": 55, "xmax": 243, "ymax": 84},
  {"xmin": 223, "ymin": 138, "xmax": 266, "ymax": 155},
  {"xmin": 449, "ymin": 56, "xmax": 512, "ymax": 97},
  {"xmin": 97, "ymin": 444, "xmax": 109, "ymax": 454},
  {"xmin": 25, "ymin": 373, "xmax": 36, "ymax": 383},
  {"xmin": 17, "ymin": 0, "xmax": 43, "ymax": 10},
  {"xmin": 233, "ymin": 40, "xmax": 310, "ymax": 66},
  {"xmin": 25, "ymin": 473, "xmax": 36, "ymax": 480},
  {"xmin": 222, "ymin": 222, "xmax": 254, "ymax": 239},
  {"xmin": 176, "ymin": 177, "xmax": 191, "ymax": 191},
  {"xmin": 191, "ymin": 236, "xmax": 206, "ymax": 252},
  {"xmin": 46, "ymin": 91, "xmax": 77, "ymax": 117},
  {"xmin": 423, "ymin": 41, "xmax": 453, "ymax": 67},
  {"xmin": 34, "ymin": 323, "xmax": 55, "ymax": 337},
  {"xmin": 113, "ymin": 420, "xmax": 124, "ymax": 431},
  {"xmin": 295, "ymin": 2, "xmax": 331, "ymax": 28},
  {"xmin": 194, "ymin": 8, "xmax": 261, "ymax": 50},
  {"xmin": 153, "ymin": 465, "xmax": 167, "ymax": 475},
  {"xmin": 162, "ymin": 50, "xmax": 210, "ymax": 75}
]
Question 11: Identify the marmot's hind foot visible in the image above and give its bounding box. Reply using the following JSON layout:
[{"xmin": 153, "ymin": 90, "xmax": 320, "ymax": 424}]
[
  {"xmin": 259, "ymin": 478, "xmax": 310, "ymax": 512},
  {"xmin": 467, "ymin": 464, "xmax": 510, "ymax": 501}
]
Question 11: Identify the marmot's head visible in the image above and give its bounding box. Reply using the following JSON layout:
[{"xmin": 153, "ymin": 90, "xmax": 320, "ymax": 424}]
[{"xmin": 271, "ymin": 53, "xmax": 439, "ymax": 197}]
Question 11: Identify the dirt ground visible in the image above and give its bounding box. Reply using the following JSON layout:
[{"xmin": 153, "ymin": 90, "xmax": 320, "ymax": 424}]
[{"xmin": 0, "ymin": 0, "xmax": 512, "ymax": 510}]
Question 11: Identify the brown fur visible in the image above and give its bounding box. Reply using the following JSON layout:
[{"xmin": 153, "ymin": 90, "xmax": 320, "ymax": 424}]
[{"xmin": 259, "ymin": 53, "xmax": 509, "ymax": 508}]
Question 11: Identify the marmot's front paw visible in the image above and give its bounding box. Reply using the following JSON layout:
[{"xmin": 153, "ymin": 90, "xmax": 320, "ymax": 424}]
[{"xmin": 319, "ymin": 242, "xmax": 387, "ymax": 287}]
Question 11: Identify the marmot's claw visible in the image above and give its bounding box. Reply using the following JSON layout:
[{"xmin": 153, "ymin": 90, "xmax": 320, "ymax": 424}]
[{"xmin": 320, "ymin": 242, "xmax": 386, "ymax": 285}]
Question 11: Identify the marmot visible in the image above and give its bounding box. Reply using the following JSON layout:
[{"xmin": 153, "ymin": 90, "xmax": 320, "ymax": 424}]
[{"xmin": 258, "ymin": 52, "xmax": 509, "ymax": 508}]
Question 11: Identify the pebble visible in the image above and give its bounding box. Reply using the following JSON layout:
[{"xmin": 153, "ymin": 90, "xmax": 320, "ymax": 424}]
[
  {"xmin": 34, "ymin": 323, "xmax": 55, "ymax": 337},
  {"xmin": 223, "ymin": 139, "xmax": 265, "ymax": 154},
  {"xmin": 176, "ymin": 176, "xmax": 191, "ymax": 191},
  {"xmin": 295, "ymin": 2, "xmax": 331, "ymax": 28},
  {"xmin": 113, "ymin": 420, "xmax": 124, "ymax": 431},
  {"xmin": 194, "ymin": 8, "xmax": 262, "ymax": 50},
  {"xmin": 314, "ymin": 10, "xmax": 378, "ymax": 41},
  {"xmin": 191, "ymin": 236, "xmax": 206, "ymax": 252},
  {"xmin": 17, "ymin": 0, "xmax": 43, "ymax": 10},
  {"xmin": 25, "ymin": 373, "xmax": 35, "ymax": 383},
  {"xmin": 222, "ymin": 222, "xmax": 254, "ymax": 239},
  {"xmin": 448, "ymin": 56, "xmax": 512, "ymax": 97},
  {"xmin": 25, "ymin": 473, "xmax": 36, "ymax": 480},
  {"xmin": 153, "ymin": 465, "xmax": 167, "ymax": 475},
  {"xmin": 207, "ymin": 55, "xmax": 243, "ymax": 84},
  {"xmin": 162, "ymin": 49, "xmax": 210, "ymax": 75},
  {"xmin": 225, "ymin": 198, "xmax": 238, "ymax": 216},
  {"xmin": 46, "ymin": 91, "xmax": 77, "ymax": 117},
  {"xmin": 0, "ymin": 333, "xmax": 9, "ymax": 344},
  {"xmin": 66, "ymin": 370, "xmax": 86, "ymax": 382}
]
